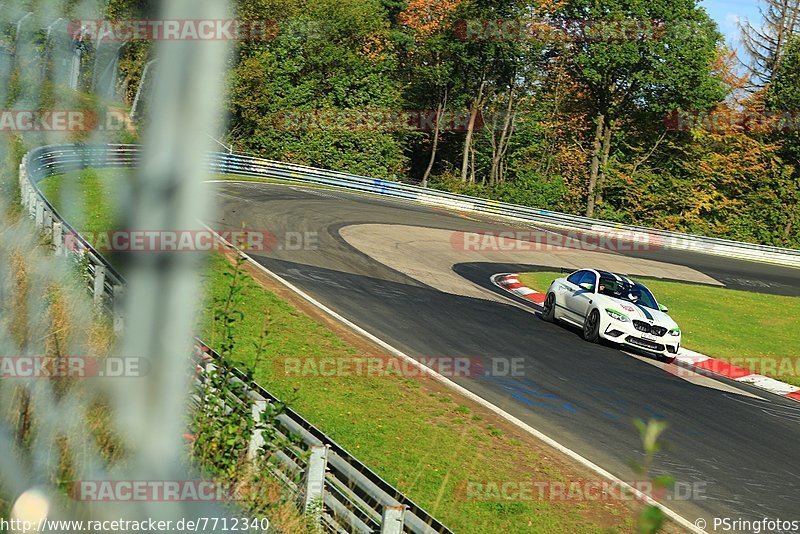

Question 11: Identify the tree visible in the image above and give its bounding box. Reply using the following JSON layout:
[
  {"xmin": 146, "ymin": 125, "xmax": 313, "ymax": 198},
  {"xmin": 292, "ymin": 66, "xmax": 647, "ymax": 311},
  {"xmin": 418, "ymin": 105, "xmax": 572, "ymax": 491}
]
[
  {"xmin": 551, "ymin": 0, "xmax": 726, "ymax": 216},
  {"xmin": 739, "ymin": 0, "xmax": 800, "ymax": 88},
  {"xmin": 227, "ymin": 0, "xmax": 408, "ymax": 178},
  {"xmin": 764, "ymin": 35, "xmax": 800, "ymax": 241},
  {"xmin": 396, "ymin": 0, "xmax": 463, "ymax": 186}
]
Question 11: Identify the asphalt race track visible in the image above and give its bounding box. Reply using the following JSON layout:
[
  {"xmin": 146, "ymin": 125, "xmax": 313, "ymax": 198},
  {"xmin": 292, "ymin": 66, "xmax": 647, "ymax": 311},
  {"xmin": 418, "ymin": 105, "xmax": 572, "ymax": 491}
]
[{"xmin": 211, "ymin": 180, "xmax": 800, "ymax": 528}]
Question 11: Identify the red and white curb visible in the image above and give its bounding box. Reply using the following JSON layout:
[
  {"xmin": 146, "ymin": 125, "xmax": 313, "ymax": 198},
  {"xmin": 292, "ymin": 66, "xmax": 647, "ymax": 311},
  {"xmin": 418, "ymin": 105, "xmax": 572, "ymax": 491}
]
[
  {"xmin": 491, "ymin": 273, "xmax": 800, "ymax": 404},
  {"xmin": 492, "ymin": 273, "xmax": 546, "ymax": 305},
  {"xmin": 672, "ymin": 349, "xmax": 800, "ymax": 402}
]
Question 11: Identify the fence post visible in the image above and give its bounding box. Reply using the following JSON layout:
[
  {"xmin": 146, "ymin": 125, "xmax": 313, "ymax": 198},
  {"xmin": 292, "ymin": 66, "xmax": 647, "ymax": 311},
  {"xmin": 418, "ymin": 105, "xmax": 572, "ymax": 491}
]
[
  {"xmin": 35, "ymin": 198, "xmax": 44, "ymax": 228},
  {"xmin": 303, "ymin": 445, "xmax": 328, "ymax": 519},
  {"xmin": 43, "ymin": 210, "xmax": 53, "ymax": 238},
  {"xmin": 53, "ymin": 222, "xmax": 63, "ymax": 256},
  {"xmin": 113, "ymin": 284, "xmax": 125, "ymax": 333},
  {"xmin": 19, "ymin": 173, "xmax": 28, "ymax": 208},
  {"xmin": 93, "ymin": 263, "xmax": 107, "ymax": 305},
  {"xmin": 19, "ymin": 162, "xmax": 26, "ymax": 202},
  {"xmin": 380, "ymin": 505, "xmax": 406, "ymax": 534},
  {"xmin": 247, "ymin": 397, "xmax": 267, "ymax": 461},
  {"xmin": 28, "ymin": 191, "xmax": 37, "ymax": 217}
]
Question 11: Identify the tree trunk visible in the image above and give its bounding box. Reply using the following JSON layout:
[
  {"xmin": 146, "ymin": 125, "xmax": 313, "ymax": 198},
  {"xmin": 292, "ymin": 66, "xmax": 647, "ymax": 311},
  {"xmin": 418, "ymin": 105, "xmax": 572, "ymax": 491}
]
[
  {"xmin": 461, "ymin": 80, "xmax": 486, "ymax": 183},
  {"xmin": 470, "ymin": 143, "xmax": 477, "ymax": 184},
  {"xmin": 490, "ymin": 91, "xmax": 516, "ymax": 185},
  {"xmin": 595, "ymin": 120, "xmax": 614, "ymax": 206},
  {"xmin": 585, "ymin": 114, "xmax": 605, "ymax": 218},
  {"xmin": 17, "ymin": 387, "xmax": 31, "ymax": 446},
  {"xmin": 422, "ymin": 88, "xmax": 447, "ymax": 188}
]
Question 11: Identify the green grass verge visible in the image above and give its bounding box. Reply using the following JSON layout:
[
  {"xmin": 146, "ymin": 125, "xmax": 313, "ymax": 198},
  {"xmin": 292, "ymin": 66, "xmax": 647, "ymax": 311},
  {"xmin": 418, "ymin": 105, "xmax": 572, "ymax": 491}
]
[
  {"xmin": 518, "ymin": 272, "xmax": 800, "ymax": 387},
  {"xmin": 38, "ymin": 169, "xmax": 637, "ymax": 533}
]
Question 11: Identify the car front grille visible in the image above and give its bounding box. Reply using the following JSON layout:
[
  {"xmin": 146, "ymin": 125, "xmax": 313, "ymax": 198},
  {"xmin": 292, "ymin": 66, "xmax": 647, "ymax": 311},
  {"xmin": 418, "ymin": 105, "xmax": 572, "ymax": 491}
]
[
  {"xmin": 625, "ymin": 336, "xmax": 666, "ymax": 352},
  {"xmin": 633, "ymin": 320, "xmax": 667, "ymax": 337}
]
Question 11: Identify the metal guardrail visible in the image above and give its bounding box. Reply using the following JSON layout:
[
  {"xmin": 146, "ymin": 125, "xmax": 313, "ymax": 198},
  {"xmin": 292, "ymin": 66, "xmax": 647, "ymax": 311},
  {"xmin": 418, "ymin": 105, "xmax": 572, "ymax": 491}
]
[
  {"xmin": 26, "ymin": 144, "xmax": 800, "ymax": 268},
  {"xmin": 20, "ymin": 144, "xmax": 452, "ymax": 534},
  {"xmin": 206, "ymin": 153, "xmax": 800, "ymax": 268}
]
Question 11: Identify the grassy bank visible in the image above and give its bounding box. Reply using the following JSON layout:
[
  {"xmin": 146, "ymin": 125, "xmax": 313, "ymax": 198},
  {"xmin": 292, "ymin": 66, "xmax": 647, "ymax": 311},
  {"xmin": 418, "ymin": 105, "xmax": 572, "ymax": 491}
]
[
  {"xmin": 518, "ymin": 272, "xmax": 800, "ymax": 387},
  {"xmin": 39, "ymin": 170, "xmax": 637, "ymax": 533}
]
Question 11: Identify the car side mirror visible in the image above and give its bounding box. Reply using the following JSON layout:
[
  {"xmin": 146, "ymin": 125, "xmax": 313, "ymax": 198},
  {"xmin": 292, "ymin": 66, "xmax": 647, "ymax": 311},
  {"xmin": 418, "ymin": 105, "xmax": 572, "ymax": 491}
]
[
  {"xmin": 579, "ymin": 283, "xmax": 594, "ymax": 291},
  {"xmin": 659, "ymin": 304, "xmax": 668, "ymax": 312}
]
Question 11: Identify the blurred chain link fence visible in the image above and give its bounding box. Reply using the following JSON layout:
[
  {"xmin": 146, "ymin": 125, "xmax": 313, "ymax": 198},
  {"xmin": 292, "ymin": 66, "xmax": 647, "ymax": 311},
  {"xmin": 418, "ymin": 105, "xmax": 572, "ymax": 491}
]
[{"xmin": 0, "ymin": 0, "xmax": 236, "ymax": 529}]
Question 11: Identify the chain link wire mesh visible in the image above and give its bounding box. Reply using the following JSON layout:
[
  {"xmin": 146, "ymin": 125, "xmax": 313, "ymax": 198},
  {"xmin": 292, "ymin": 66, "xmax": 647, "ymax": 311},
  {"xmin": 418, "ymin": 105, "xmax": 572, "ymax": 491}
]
[{"xmin": 0, "ymin": 0, "xmax": 238, "ymax": 528}]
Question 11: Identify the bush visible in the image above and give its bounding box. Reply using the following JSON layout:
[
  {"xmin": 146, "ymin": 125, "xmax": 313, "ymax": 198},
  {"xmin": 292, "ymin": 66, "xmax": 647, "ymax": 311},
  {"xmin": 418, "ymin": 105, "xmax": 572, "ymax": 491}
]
[{"xmin": 495, "ymin": 172, "xmax": 568, "ymax": 209}]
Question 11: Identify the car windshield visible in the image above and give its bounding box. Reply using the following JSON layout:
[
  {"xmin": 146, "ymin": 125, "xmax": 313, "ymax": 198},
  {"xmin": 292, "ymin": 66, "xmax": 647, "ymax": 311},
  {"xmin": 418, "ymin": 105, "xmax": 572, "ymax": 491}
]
[{"xmin": 597, "ymin": 277, "xmax": 659, "ymax": 310}]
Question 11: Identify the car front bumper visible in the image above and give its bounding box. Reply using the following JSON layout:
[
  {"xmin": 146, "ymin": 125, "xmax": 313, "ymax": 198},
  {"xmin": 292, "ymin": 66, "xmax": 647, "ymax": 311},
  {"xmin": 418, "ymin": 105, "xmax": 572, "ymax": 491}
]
[{"xmin": 602, "ymin": 322, "xmax": 680, "ymax": 356}]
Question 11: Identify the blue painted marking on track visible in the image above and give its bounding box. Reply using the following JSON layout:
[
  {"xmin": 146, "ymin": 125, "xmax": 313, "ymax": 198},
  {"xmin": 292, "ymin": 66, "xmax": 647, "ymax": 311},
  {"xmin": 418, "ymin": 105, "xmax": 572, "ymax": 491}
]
[
  {"xmin": 585, "ymin": 385, "xmax": 667, "ymax": 422},
  {"xmin": 489, "ymin": 376, "xmax": 577, "ymax": 413}
]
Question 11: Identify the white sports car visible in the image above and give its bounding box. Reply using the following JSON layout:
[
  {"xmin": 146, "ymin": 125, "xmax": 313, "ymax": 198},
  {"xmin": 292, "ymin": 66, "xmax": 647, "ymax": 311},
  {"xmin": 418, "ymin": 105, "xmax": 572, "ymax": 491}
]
[{"xmin": 541, "ymin": 269, "xmax": 681, "ymax": 357}]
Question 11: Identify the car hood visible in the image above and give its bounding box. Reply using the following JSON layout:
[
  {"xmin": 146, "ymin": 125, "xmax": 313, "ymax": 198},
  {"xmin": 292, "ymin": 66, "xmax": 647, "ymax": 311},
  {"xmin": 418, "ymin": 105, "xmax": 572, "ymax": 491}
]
[{"xmin": 598, "ymin": 295, "xmax": 678, "ymax": 329}]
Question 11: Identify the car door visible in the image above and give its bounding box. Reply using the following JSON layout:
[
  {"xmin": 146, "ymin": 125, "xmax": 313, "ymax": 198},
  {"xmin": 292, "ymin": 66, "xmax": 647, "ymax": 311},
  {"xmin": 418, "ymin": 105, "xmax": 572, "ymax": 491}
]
[
  {"xmin": 564, "ymin": 270, "xmax": 597, "ymax": 321},
  {"xmin": 552, "ymin": 271, "xmax": 579, "ymax": 321}
]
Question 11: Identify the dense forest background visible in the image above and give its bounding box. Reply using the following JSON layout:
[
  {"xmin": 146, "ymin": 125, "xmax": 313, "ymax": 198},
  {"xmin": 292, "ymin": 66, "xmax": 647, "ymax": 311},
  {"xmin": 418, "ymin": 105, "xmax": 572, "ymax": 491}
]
[{"xmin": 109, "ymin": 0, "xmax": 800, "ymax": 248}]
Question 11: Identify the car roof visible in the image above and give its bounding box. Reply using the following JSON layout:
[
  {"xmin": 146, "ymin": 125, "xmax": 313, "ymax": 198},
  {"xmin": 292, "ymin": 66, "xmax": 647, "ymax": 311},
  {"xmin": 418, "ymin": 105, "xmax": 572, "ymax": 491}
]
[
  {"xmin": 596, "ymin": 270, "xmax": 636, "ymax": 286},
  {"xmin": 571, "ymin": 269, "xmax": 642, "ymax": 287}
]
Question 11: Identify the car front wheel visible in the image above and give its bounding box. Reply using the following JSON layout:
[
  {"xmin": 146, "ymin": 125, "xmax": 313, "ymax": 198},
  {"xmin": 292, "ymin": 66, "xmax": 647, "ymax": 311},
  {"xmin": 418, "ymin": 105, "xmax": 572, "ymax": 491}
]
[
  {"xmin": 542, "ymin": 293, "xmax": 556, "ymax": 322},
  {"xmin": 583, "ymin": 309, "xmax": 600, "ymax": 342}
]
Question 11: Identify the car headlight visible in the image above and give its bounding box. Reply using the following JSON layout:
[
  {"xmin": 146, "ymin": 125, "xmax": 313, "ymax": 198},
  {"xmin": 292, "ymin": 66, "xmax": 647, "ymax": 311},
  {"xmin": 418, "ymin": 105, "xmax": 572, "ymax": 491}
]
[
  {"xmin": 605, "ymin": 309, "xmax": 629, "ymax": 322},
  {"xmin": 669, "ymin": 328, "xmax": 681, "ymax": 336}
]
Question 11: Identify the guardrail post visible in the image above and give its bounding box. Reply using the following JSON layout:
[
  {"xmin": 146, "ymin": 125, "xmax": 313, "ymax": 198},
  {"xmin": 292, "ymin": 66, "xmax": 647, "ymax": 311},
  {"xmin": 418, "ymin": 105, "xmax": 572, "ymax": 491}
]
[
  {"xmin": 35, "ymin": 198, "xmax": 44, "ymax": 228},
  {"xmin": 303, "ymin": 445, "xmax": 328, "ymax": 519},
  {"xmin": 52, "ymin": 222, "xmax": 63, "ymax": 256},
  {"xmin": 43, "ymin": 210, "xmax": 53, "ymax": 238},
  {"xmin": 28, "ymin": 191, "xmax": 37, "ymax": 217},
  {"xmin": 247, "ymin": 397, "xmax": 267, "ymax": 461},
  {"xmin": 93, "ymin": 264, "xmax": 107, "ymax": 305},
  {"xmin": 380, "ymin": 505, "xmax": 406, "ymax": 534},
  {"xmin": 20, "ymin": 177, "xmax": 28, "ymax": 209},
  {"xmin": 112, "ymin": 284, "xmax": 125, "ymax": 333},
  {"xmin": 19, "ymin": 163, "xmax": 26, "ymax": 202}
]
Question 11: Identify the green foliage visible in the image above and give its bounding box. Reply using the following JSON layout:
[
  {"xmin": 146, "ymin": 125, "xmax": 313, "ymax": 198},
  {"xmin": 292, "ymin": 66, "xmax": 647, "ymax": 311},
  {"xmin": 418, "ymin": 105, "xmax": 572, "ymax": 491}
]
[
  {"xmin": 631, "ymin": 419, "xmax": 670, "ymax": 534},
  {"xmin": 764, "ymin": 36, "xmax": 800, "ymax": 243},
  {"xmin": 494, "ymin": 171, "xmax": 568, "ymax": 208},
  {"xmin": 228, "ymin": 0, "xmax": 408, "ymax": 178},
  {"xmin": 191, "ymin": 252, "xmax": 306, "ymax": 510},
  {"xmin": 430, "ymin": 169, "xmax": 567, "ymax": 209},
  {"xmin": 766, "ymin": 36, "xmax": 800, "ymax": 114}
]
